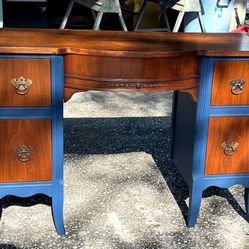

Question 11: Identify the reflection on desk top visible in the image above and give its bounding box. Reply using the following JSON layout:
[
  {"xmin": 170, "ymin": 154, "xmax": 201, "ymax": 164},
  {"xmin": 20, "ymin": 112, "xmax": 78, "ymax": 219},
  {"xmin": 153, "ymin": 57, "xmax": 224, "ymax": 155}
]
[{"xmin": 0, "ymin": 29, "xmax": 249, "ymax": 57}]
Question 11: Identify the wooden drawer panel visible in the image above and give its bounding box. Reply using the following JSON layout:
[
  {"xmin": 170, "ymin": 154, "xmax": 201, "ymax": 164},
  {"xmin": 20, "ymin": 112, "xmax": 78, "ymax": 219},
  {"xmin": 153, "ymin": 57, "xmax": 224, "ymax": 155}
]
[
  {"xmin": 0, "ymin": 119, "xmax": 52, "ymax": 183},
  {"xmin": 205, "ymin": 117, "xmax": 249, "ymax": 175},
  {"xmin": 211, "ymin": 61, "xmax": 249, "ymax": 106},
  {"xmin": 0, "ymin": 58, "xmax": 51, "ymax": 106},
  {"xmin": 64, "ymin": 55, "xmax": 198, "ymax": 80}
]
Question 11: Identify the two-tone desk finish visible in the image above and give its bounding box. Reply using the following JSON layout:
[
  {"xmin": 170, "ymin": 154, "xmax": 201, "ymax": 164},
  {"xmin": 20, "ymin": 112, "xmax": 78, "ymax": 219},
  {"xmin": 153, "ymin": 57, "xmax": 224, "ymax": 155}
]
[{"xmin": 0, "ymin": 29, "xmax": 249, "ymax": 234}]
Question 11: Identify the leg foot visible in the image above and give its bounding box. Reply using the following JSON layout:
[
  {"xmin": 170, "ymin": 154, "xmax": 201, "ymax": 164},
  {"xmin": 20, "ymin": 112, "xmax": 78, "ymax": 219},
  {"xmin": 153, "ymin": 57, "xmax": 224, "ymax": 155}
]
[
  {"xmin": 245, "ymin": 187, "xmax": 249, "ymax": 215},
  {"xmin": 187, "ymin": 183, "xmax": 203, "ymax": 228},
  {"xmin": 52, "ymin": 184, "xmax": 65, "ymax": 235}
]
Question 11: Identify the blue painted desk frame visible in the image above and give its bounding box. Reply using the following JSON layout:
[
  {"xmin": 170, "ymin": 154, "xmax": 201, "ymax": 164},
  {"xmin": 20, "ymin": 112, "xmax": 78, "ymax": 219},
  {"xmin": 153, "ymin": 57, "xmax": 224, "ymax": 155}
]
[
  {"xmin": 172, "ymin": 57, "xmax": 249, "ymax": 227},
  {"xmin": 1, "ymin": 54, "xmax": 249, "ymax": 234},
  {"xmin": 0, "ymin": 55, "xmax": 65, "ymax": 235}
]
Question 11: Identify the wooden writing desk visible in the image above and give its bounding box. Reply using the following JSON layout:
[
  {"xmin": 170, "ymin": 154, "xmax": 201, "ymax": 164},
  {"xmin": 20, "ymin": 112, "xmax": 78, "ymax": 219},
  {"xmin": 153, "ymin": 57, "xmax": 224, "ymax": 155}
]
[{"xmin": 0, "ymin": 29, "xmax": 249, "ymax": 234}]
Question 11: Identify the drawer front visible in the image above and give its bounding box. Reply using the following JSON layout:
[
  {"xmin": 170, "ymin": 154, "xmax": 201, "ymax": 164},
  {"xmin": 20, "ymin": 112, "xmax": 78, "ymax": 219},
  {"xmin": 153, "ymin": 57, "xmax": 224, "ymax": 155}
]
[
  {"xmin": 211, "ymin": 61, "xmax": 249, "ymax": 106},
  {"xmin": 0, "ymin": 119, "xmax": 52, "ymax": 183},
  {"xmin": 205, "ymin": 117, "xmax": 249, "ymax": 175},
  {"xmin": 64, "ymin": 55, "xmax": 198, "ymax": 80},
  {"xmin": 0, "ymin": 58, "xmax": 51, "ymax": 107}
]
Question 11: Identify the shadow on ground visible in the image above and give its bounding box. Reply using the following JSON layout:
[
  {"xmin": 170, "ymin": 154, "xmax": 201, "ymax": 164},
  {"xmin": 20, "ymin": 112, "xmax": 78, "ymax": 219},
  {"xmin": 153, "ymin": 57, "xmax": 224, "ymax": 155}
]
[{"xmin": 63, "ymin": 117, "xmax": 249, "ymax": 224}]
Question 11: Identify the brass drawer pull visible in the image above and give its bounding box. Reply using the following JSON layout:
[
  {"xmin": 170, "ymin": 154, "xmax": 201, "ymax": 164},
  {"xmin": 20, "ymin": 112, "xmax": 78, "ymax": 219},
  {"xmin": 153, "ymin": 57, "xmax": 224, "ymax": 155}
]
[
  {"xmin": 221, "ymin": 141, "xmax": 239, "ymax": 156},
  {"xmin": 15, "ymin": 145, "xmax": 33, "ymax": 162},
  {"xmin": 229, "ymin": 78, "xmax": 246, "ymax": 95},
  {"xmin": 11, "ymin": 76, "xmax": 32, "ymax": 95}
]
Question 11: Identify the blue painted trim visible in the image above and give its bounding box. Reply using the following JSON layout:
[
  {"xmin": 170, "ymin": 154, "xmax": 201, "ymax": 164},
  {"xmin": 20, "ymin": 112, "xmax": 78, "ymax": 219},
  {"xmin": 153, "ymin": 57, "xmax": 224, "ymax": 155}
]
[
  {"xmin": 51, "ymin": 55, "xmax": 65, "ymax": 235},
  {"xmin": 0, "ymin": 108, "xmax": 51, "ymax": 119},
  {"xmin": 204, "ymin": 173, "xmax": 249, "ymax": 179},
  {"xmin": 192, "ymin": 58, "xmax": 214, "ymax": 178},
  {"xmin": 181, "ymin": 56, "xmax": 249, "ymax": 227},
  {"xmin": 0, "ymin": 55, "xmax": 65, "ymax": 235},
  {"xmin": 210, "ymin": 106, "xmax": 249, "ymax": 116},
  {"xmin": 201, "ymin": 177, "xmax": 249, "ymax": 189},
  {"xmin": 0, "ymin": 55, "xmax": 51, "ymax": 59},
  {"xmin": 0, "ymin": 182, "xmax": 52, "ymax": 198},
  {"xmin": 210, "ymin": 57, "xmax": 249, "ymax": 61},
  {"xmin": 51, "ymin": 55, "xmax": 64, "ymax": 190}
]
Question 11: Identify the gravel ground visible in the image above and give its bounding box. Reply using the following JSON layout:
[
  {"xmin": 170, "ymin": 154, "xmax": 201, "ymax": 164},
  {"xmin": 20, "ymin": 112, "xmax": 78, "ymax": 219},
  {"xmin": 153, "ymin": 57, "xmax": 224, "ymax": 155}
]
[{"xmin": 0, "ymin": 91, "xmax": 249, "ymax": 249}]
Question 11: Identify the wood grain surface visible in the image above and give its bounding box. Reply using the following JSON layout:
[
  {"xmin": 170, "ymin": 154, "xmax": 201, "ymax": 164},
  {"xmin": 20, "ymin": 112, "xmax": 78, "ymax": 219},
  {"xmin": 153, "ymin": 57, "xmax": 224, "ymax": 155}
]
[
  {"xmin": 211, "ymin": 61, "xmax": 249, "ymax": 106},
  {"xmin": 0, "ymin": 29, "xmax": 247, "ymax": 57},
  {"xmin": 205, "ymin": 117, "xmax": 249, "ymax": 175},
  {"xmin": 0, "ymin": 58, "xmax": 51, "ymax": 106},
  {"xmin": 0, "ymin": 119, "xmax": 52, "ymax": 183},
  {"xmin": 63, "ymin": 54, "xmax": 199, "ymax": 99}
]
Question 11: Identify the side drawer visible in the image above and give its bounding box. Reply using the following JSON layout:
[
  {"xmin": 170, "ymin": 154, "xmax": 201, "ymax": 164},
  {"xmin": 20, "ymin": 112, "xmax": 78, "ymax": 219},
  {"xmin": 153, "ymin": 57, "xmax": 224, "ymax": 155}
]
[
  {"xmin": 0, "ymin": 58, "xmax": 51, "ymax": 107},
  {"xmin": 205, "ymin": 117, "xmax": 249, "ymax": 175},
  {"xmin": 0, "ymin": 119, "xmax": 52, "ymax": 183},
  {"xmin": 211, "ymin": 61, "xmax": 249, "ymax": 106}
]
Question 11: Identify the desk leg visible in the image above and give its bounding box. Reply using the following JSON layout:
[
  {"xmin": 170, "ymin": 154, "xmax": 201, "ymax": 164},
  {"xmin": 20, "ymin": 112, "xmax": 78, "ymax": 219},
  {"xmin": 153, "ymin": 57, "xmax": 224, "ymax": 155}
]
[
  {"xmin": 52, "ymin": 183, "xmax": 65, "ymax": 235},
  {"xmin": 187, "ymin": 182, "xmax": 203, "ymax": 228},
  {"xmin": 245, "ymin": 188, "xmax": 249, "ymax": 215},
  {"xmin": 51, "ymin": 55, "xmax": 65, "ymax": 235},
  {"xmin": 170, "ymin": 91, "xmax": 178, "ymax": 159}
]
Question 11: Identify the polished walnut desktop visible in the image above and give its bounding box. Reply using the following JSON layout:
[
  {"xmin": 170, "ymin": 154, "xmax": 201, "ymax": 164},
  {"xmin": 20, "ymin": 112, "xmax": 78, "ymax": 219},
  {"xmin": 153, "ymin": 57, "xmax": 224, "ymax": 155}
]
[{"xmin": 0, "ymin": 29, "xmax": 249, "ymax": 235}]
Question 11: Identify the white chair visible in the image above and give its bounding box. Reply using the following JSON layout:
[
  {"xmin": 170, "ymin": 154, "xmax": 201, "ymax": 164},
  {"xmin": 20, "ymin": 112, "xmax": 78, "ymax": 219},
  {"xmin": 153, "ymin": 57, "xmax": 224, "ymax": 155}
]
[
  {"xmin": 134, "ymin": 0, "xmax": 205, "ymax": 32},
  {"xmin": 60, "ymin": 0, "xmax": 127, "ymax": 31}
]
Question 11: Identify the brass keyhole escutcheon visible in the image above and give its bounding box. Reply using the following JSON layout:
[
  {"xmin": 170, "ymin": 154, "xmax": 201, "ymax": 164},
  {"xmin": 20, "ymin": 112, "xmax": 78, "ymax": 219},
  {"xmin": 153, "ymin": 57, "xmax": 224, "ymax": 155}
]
[
  {"xmin": 221, "ymin": 141, "xmax": 239, "ymax": 156},
  {"xmin": 11, "ymin": 76, "xmax": 32, "ymax": 95},
  {"xmin": 15, "ymin": 145, "xmax": 33, "ymax": 162},
  {"xmin": 229, "ymin": 79, "xmax": 246, "ymax": 95}
]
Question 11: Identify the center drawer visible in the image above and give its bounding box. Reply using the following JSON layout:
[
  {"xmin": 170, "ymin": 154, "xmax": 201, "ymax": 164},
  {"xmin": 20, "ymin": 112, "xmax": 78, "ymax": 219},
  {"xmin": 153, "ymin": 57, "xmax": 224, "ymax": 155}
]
[
  {"xmin": 0, "ymin": 58, "xmax": 51, "ymax": 107},
  {"xmin": 205, "ymin": 117, "xmax": 249, "ymax": 175},
  {"xmin": 0, "ymin": 119, "xmax": 52, "ymax": 183}
]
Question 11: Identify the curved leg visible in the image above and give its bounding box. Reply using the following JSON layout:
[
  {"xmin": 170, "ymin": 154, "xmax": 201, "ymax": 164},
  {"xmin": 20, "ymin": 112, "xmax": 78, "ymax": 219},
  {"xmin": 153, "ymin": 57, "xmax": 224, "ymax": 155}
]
[
  {"xmin": 187, "ymin": 182, "xmax": 203, "ymax": 228},
  {"xmin": 60, "ymin": 0, "xmax": 75, "ymax": 29},
  {"xmin": 118, "ymin": 12, "xmax": 128, "ymax": 31},
  {"xmin": 52, "ymin": 183, "xmax": 65, "ymax": 235},
  {"xmin": 245, "ymin": 187, "xmax": 249, "ymax": 215}
]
